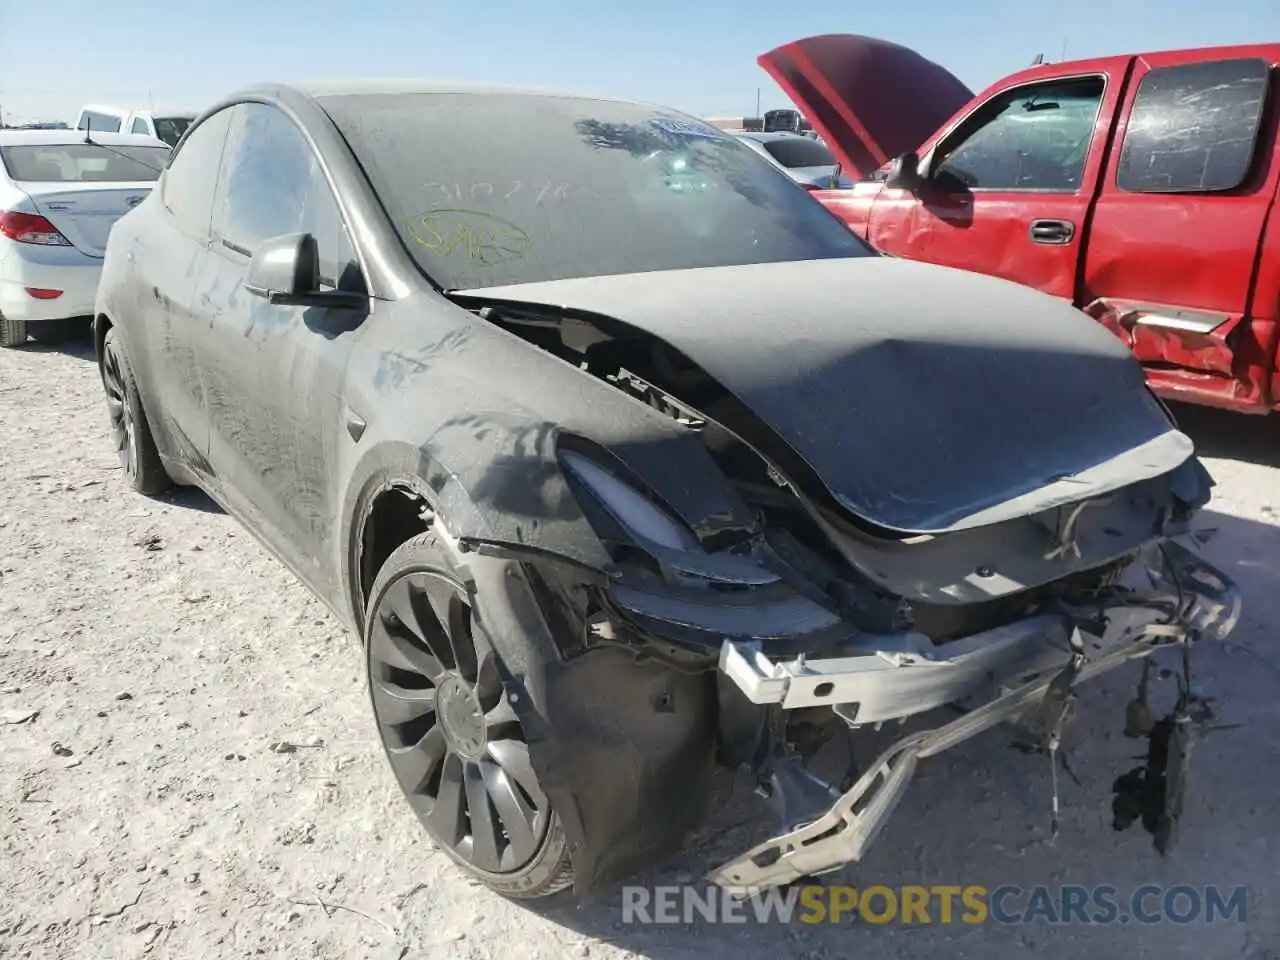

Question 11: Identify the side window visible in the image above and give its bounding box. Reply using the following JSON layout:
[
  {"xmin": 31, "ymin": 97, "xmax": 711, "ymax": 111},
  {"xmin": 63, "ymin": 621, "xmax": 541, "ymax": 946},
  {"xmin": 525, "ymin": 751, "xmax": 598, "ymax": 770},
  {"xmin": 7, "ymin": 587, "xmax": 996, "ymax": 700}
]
[
  {"xmin": 216, "ymin": 102, "xmax": 364, "ymax": 291},
  {"xmin": 131, "ymin": 117, "xmax": 150, "ymax": 135},
  {"xmin": 1116, "ymin": 58, "xmax": 1270, "ymax": 194},
  {"xmin": 161, "ymin": 107, "xmax": 234, "ymax": 240},
  {"xmin": 932, "ymin": 77, "xmax": 1105, "ymax": 191}
]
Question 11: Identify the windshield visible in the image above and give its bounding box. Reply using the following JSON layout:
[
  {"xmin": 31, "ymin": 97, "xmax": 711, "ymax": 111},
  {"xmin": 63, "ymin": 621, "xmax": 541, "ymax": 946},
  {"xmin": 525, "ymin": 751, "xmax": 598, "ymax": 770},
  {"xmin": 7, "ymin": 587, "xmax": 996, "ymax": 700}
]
[
  {"xmin": 0, "ymin": 143, "xmax": 170, "ymax": 182},
  {"xmin": 759, "ymin": 137, "xmax": 836, "ymax": 169},
  {"xmin": 154, "ymin": 117, "xmax": 192, "ymax": 146},
  {"xmin": 320, "ymin": 92, "xmax": 873, "ymax": 291}
]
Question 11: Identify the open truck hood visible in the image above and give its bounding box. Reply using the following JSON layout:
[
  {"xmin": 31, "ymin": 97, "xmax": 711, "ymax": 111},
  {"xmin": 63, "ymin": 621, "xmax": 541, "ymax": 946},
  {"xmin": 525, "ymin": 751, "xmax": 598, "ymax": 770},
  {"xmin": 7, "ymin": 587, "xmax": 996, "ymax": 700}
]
[
  {"xmin": 758, "ymin": 34, "xmax": 975, "ymax": 178},
  {"xmin": 456, "ymin": 257, "xmax": 1193, "ymax": 534}
]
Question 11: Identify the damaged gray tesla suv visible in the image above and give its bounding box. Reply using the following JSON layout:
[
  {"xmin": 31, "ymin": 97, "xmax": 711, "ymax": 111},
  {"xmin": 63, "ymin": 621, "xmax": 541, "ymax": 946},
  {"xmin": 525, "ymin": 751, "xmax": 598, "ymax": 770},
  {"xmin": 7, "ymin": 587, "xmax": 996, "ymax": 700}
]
[{"xmin": 93, "ymin": 83, "xmax": 1241, "ymax": 899}]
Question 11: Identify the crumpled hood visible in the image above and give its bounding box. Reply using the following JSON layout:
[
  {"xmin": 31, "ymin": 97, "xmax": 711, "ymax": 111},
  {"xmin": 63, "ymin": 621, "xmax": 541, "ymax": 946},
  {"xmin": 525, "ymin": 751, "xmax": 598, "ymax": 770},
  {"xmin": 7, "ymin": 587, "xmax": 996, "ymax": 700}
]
[
  {"xmin": 456, "ymin": 257, "xmax": 1193, "ymax": 534},
  {"xmin": 758, "ymin": 34, "xmax": 975, "ymax": 178}
]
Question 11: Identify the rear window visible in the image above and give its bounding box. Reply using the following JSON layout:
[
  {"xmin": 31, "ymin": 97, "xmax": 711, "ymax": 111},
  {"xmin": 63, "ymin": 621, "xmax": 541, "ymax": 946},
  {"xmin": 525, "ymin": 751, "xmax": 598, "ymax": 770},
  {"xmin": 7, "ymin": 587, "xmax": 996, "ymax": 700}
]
[
  {"xmin": 78, "ymin": 111, "xmax": 123, "ymax": 133},
  {"xmin": 154, "ymin": 117, "xmax": 193, "ymax": 146},
  {"xmin": 759, "ymin": 137, "xmax": 836, "ymax": 168},
  {"xmin": 0, "ymin": 144, "xmax": 170, "ymax": 182}
]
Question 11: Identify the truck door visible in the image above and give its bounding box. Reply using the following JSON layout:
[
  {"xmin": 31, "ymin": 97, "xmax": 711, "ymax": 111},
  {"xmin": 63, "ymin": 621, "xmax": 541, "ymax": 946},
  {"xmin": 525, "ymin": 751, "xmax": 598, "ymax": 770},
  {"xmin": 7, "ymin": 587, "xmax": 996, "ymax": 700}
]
[
  {"xmin": 868, "ymin": 59, "xmax": 1132, "ymax": 301},
  {"xmin": 1080, "ymin": 51, "xmax": 1280, "ymax": 412}
]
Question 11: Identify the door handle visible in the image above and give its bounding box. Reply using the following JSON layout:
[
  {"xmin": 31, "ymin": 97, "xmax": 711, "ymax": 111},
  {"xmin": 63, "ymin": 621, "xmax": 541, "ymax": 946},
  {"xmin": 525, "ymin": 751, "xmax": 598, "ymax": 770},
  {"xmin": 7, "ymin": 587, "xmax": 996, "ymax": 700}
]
[{"xmin": 1029, "ymin": 219, "xmax": 1075, "ymax": 245}]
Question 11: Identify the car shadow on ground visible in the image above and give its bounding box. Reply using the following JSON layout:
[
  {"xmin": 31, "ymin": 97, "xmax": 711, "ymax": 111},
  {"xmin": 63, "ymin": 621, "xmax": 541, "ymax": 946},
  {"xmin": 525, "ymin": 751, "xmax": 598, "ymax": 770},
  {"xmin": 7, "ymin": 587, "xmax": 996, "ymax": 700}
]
[
  {"xmin": 513, "ymin": 501, "xmax": 1279, "ymax": 958},
  {"xmin": 17, "ymin": 323, "xmax": 97, "ymax": 361},
  {"xmin": 1169, "ymin": 401, "xmax": 1279, "ymax": 468},
  {"xmin": 158, "ymin": 485, "xmax": 223, "ymax": 514}
]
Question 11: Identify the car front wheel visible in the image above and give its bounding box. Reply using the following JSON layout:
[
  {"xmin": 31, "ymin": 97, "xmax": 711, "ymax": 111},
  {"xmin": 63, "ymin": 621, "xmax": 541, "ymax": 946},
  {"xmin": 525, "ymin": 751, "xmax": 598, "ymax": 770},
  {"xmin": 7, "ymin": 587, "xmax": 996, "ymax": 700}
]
[
  {"xmin": 363, "ymin": 531, "xmax": 574, "ymax": 899},
  {"xmin": 100, "ymin": 328, "xmax": 171, "ymax": 495}
]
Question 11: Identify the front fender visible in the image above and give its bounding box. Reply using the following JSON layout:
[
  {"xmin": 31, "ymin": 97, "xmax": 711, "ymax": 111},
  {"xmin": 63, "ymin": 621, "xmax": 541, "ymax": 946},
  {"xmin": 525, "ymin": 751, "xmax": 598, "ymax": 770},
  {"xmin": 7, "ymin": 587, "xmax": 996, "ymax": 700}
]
[{"xmin": 339, "ymin": 429, "xmax": 614, "ymax": 631}]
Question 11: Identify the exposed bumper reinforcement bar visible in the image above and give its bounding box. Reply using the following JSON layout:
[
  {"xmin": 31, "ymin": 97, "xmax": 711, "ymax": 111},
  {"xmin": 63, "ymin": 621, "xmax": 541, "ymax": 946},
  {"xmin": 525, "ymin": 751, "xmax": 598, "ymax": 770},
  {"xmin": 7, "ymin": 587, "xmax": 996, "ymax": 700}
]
[{"xmin": 707, "ymin": 538, "xmax": 1240, "ymax": 896}]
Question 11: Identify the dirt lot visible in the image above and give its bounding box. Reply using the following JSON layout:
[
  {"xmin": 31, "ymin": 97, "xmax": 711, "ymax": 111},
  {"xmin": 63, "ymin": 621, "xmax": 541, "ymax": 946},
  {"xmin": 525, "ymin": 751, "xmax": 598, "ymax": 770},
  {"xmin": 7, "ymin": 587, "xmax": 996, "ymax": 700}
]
[{"xmin": 1, "ymin": 332, "xmax": 1277, "ymax": 960}]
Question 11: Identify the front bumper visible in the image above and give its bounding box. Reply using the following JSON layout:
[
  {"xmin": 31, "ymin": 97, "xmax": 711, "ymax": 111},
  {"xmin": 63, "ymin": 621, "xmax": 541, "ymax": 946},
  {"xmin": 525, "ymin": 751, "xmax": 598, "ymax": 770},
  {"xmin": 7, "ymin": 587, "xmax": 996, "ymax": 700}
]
[{"xmin": 707, "ymin": 536, "xmax": 1241, "ymax": 895}]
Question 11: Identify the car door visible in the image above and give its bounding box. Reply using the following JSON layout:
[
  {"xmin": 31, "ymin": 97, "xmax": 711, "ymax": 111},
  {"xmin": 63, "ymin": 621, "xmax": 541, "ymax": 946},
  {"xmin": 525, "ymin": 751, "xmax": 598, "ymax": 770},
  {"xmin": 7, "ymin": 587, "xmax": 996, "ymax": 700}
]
[
  {"xmin": 133, "ymin": 105, "xmax": 234, "ymax": 469},
  {"xmin": 868, "ymin": 63, "xmax": 1128, "ymax": 301},
  {"xmin": 195, "ymin": 101, "xmax": 368, "ymax": 593}
]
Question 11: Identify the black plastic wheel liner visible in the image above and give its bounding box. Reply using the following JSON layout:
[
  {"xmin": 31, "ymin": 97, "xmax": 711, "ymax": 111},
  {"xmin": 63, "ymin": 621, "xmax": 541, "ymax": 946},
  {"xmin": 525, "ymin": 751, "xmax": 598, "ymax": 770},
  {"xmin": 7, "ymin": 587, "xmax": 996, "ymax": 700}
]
[
  {"xmin": 534, "ymin": 646, "xmax": 717, "ymax": 894},
  {"xmin": 465, "ymin": 550, "xmax": 717, "ymax": 896}
]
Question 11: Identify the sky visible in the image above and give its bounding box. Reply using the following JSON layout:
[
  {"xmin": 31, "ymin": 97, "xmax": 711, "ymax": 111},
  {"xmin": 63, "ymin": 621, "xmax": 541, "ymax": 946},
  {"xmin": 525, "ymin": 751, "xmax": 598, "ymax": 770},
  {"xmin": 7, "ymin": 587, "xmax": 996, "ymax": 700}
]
[{"xmin": 1, "ymin": 0, "xmax": 1277, "ymax": 125}]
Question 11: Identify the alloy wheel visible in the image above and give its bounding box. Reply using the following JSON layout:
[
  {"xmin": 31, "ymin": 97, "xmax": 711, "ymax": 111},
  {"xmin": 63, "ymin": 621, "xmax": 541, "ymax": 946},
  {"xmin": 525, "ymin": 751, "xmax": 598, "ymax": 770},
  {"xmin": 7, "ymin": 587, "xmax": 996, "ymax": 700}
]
[
  {"xmin": 367, "ymin": 569, "xmax": 550, "ymax": 873},
  {"xmin": 102, "ymin": 342, "xmax": 138, "ymax": 481}
]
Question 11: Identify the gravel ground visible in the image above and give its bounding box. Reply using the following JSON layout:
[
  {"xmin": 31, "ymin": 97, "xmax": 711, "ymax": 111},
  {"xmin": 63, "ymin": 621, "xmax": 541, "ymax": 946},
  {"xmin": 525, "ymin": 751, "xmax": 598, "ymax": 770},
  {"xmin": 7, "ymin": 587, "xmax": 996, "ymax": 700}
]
[{"xmin": 1, "ymin": 332, "xmax": 1277, "ymax": 960}]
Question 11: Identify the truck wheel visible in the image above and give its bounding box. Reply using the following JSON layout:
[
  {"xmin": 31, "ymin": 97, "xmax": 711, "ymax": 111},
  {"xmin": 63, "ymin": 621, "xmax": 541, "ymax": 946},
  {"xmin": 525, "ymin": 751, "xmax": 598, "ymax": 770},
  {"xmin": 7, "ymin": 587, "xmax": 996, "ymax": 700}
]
[
  {"xmin": 363, "ymin": 530, "xmax": 575, "ymax": 899},
  {"xmin": 100, "ymin": 328, "xmax": 172, "ymax": 495},
  {"xmin": 0, "ymin": 313, "xmax": 27, "ymax": 348}
]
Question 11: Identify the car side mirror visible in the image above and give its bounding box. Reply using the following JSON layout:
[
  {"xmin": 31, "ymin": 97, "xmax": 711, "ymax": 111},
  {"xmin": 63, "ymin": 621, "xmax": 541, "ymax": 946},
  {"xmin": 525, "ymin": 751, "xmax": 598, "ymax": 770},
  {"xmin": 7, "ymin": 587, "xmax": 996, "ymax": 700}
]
[
  {"xmin": 245, "ymin": 232, "xmax": 367, "ymax": 310},
  {"xmin": 245, "ymin": 232, "xmax": 319, "ymax": 303},
  {"xmin": 883, "ymin": 152, "xmax": 922, "ymax": 191}
]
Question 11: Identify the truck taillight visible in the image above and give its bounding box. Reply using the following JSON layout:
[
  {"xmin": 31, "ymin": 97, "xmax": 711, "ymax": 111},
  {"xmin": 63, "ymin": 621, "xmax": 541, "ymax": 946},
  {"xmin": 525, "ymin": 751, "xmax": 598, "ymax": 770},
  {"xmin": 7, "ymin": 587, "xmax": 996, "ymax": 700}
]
[{"xmin": 0, "ymin": 210, "xmax": 72, "ymax": 246}]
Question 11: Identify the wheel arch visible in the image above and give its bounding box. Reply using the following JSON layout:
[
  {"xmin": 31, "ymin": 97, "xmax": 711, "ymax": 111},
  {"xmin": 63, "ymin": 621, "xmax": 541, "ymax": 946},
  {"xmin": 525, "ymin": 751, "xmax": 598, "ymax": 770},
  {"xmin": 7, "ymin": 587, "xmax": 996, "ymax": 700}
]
[{"xmin": 341, "ymin": 440, "xmax": 499, "ymax": 630}]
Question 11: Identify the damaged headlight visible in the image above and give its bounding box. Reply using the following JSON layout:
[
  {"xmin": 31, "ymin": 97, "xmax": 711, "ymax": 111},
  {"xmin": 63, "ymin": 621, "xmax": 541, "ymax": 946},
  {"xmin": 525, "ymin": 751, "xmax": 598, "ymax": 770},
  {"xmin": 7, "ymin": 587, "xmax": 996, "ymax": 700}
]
[{"xmin": 560, "ymin": 449, "xmax": 700, "ymax": 552}]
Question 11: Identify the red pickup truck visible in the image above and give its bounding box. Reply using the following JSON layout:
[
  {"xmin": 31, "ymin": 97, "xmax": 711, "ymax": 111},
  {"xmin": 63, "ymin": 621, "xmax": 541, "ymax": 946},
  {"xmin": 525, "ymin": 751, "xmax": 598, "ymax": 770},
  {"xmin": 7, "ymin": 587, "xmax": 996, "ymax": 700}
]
[{"xmin": 762, "ymin": 35, "xmax": 1280, "ymax": 415}]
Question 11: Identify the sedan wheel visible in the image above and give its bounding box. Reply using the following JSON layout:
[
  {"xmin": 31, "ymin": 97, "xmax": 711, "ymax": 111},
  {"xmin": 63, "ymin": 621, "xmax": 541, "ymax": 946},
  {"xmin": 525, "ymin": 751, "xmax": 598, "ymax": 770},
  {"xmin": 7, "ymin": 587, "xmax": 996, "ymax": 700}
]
[
  {"xmin": 365, "ymin": 533, "xmax": 573, "ymax": 897},
  {"xmin": 0, "ymin": 312, "xmax": 27, "ymax": 348}
]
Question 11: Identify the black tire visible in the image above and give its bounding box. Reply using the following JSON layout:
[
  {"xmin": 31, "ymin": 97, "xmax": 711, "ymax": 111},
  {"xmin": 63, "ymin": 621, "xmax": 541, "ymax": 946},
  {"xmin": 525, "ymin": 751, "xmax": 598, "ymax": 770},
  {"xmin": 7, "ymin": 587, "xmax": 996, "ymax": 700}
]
[
  {"xmin": 101, "ymin": 328, "xmax": 172, "ymax": 496},
  {"xmin": 363, "ymin": 530, "xmax": 574, "ymax": 899},
  {"xmin": 0, "ymin": 313, "xmax": 27, "ymax": 348}
]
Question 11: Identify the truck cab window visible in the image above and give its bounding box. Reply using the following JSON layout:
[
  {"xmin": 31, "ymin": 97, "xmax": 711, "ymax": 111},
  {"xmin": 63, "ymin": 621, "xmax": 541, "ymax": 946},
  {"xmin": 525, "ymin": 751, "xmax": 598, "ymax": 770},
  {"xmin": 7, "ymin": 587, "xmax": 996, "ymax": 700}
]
[
  {"xmin": 81, "ymin": 111, "xmax": 123, "ymax": 133},
  {"xmin": 1116, "ymin": 58, "xmax": 1270, "ymax": 194},
  {"xmin": 932, "ymin": 77, "xmax": 1105, "ymax": 191}
]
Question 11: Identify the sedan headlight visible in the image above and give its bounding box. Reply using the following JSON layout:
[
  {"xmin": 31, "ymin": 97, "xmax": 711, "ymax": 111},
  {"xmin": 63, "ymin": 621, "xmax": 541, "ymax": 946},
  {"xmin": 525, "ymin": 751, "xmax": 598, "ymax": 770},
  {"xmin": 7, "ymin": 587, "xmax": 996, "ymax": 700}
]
[{"xmin": 559, "ymin": 450, "xmax": 700, "ymax": 552}]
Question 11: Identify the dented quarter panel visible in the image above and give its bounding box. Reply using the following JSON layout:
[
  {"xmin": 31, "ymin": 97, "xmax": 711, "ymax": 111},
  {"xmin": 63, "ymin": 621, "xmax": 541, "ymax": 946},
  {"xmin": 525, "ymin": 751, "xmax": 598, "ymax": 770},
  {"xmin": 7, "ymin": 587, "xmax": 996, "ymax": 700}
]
[{"xmin": 1080, "ymin": 47, "xmax": 1280, "ymax": 413}]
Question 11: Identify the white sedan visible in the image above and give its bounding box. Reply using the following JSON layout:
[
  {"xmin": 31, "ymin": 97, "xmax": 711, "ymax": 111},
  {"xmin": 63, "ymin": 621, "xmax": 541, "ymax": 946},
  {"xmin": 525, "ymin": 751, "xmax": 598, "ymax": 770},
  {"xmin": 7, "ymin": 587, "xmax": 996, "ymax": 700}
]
[{"xmin": 0, "ymin": 129, "xmax": 171, "ymax": 347}]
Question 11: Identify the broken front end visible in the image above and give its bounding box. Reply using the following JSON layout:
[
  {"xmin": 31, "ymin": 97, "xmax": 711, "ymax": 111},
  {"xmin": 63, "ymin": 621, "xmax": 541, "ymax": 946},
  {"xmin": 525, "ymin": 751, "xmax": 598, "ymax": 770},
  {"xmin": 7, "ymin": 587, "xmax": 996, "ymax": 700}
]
[
  {"xmin": 449, "ymin": 281, "xmax": 1242, "ymax": 897},
  {"xmin": 544, "ymin": 418, "xmax": 1239, "ymax": 897}
]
